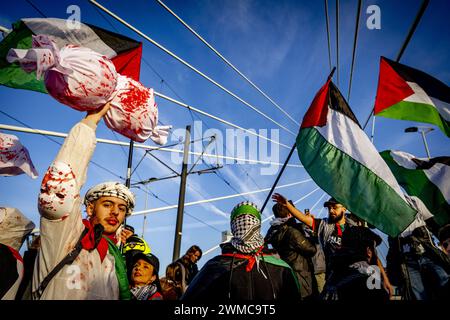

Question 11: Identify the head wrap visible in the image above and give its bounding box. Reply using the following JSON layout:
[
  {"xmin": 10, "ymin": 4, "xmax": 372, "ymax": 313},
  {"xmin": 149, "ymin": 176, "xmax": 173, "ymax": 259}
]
[
  {"xmin": 84, "ymin": 181, "xmax": 135, "ymax": 215},
  {"xmin": 231, "ymin": 201, "xmax": 261, "ymax": 222},
  {"xmin": 230, "ymin": 202, "xmax": 264, "ymax": 254}
]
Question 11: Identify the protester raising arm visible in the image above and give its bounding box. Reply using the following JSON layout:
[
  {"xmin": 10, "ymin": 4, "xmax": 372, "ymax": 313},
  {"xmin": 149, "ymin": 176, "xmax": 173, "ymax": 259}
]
[
  {"xmin": 38, "ymin": 102, "xmax": 111, "ymax": 221},
  {"xmin": 272, "ymin": 193, "xmax": 314, "ymax": 228}
]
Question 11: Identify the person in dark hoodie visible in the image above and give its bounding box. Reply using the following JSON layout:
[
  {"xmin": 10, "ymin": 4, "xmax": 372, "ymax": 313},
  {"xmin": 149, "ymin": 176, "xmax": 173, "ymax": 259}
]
[
  {"xmin": 265, "ymin": 202, "xmax": 318, "ymax": 300},
  {"xmin": 181, "ymin": 201, "xmax": 301, "ymax": 301},
  {"xmin": 321, "ymin": 226, "xmax": 390, "ymax": 301}
]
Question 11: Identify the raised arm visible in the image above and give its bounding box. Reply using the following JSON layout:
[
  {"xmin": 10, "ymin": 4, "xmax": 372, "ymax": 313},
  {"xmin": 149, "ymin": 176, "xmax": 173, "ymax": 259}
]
[
  {"xmin": 38, "ymin": 103, "xmax": 111, "ymax": 220},
  {"xmin": 272, "ymin": 193, "xmax": 314, "ymax": 228}
]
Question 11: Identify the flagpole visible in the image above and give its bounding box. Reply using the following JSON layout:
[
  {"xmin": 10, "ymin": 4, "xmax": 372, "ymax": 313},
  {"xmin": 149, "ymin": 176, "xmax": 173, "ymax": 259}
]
[
  {"xmin": 260, "ymin": 67, "xmax": 336, "ymax": 214},
  {"xmin": 363, "ymin": 0, "xmax": 430, "ymax": 130}
]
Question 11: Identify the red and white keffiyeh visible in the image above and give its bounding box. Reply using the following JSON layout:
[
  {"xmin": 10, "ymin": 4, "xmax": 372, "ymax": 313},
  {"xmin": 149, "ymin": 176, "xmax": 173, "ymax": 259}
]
[
  {"xmin": 7, "ymin": 35, "xmax": 170, "ymax": 144},
  {"xmin": 0, "ymin": 132, "xmax": 38, "ymax": 179}
]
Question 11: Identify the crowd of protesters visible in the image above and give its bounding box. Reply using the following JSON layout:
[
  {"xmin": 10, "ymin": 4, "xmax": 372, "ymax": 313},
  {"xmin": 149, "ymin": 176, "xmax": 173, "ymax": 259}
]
[{"xmin": 1, "ymin": 104, "xmax": 449, "ymax": 301}]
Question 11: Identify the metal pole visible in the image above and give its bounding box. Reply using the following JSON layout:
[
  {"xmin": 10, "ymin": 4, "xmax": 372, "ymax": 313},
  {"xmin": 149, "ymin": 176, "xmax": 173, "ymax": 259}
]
[
  {"xmin": 370, "ymin": 115, "xmax": 376, "ymax": 143},
  {"xmin": 173, "ymin": 125, "xmax": 191, "ymax": 261},
  {"xmin": 260, "ymin": 67, "xmax": 336, "ymax": 214},
  {"xmin": 363, "ymin": 0, "xmax": 429, "ymax": 130},
  {"xmin": 420, "ymin": 130, "xmax": 431, "ymax": 159},
  {"xmin": 120, "ymin": 140, "xmax": 134, "ymax": 252},
  {"xmin": 125, "ymin": 140, "xmax": 134, "ymax": 188}
]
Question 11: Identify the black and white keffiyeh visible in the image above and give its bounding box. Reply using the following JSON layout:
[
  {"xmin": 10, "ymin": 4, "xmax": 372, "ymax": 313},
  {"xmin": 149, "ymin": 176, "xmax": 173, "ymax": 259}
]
[
  {"xmin": 130, "ymin": 284, "xmax": 158, "ymax": 300},
  {"xmin": 230, "ymin": 214, "xmax": 264, "ymax": 254},
  {"xmin": 84, "ymin": 181, "xmax": 135, "ymax": 214}
]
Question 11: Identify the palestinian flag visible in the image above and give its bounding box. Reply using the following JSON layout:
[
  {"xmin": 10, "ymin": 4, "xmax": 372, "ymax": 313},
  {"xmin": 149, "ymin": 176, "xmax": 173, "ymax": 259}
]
[
  {"xmin": 374, "ymin": 56, "xmax": 450, "ymax": 137},
  {"xmin": 0, "ymin": 18, "xmax": 142, "ymax": 93},
  {"xmin": 381, "ymin": 150, "xmax": 450, "ymax": 226},
  {"xmin": 297, "ymin": 79, "xmax": 417, "ymax": 237}
]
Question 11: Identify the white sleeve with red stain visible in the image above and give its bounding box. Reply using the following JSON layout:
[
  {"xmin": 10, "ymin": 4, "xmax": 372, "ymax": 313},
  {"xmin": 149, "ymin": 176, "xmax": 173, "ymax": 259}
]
[{"xmin": 38, "ymin": 121, "xmax": 97, "ymax": 220}]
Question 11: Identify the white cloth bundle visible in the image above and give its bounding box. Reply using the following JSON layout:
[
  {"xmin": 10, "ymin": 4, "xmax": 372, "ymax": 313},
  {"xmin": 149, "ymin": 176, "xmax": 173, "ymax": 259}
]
[
  {"xmin": 0, "ymin": 132, "xmax": 38, "ymax": 178},
  {"xmin": 7, "ymin": 35, "xmax": 170, "ymax": 144}
]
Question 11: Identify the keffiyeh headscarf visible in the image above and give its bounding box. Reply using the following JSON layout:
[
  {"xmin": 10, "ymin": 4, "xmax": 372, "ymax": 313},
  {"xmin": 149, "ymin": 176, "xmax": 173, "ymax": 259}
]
[
  {"xmin": 84, "ymin": 181, "xmax": 135, "ymax": 215},
  {"xmin": 230, "ymin": 201, "xmax": 264, "ymax": 254}
]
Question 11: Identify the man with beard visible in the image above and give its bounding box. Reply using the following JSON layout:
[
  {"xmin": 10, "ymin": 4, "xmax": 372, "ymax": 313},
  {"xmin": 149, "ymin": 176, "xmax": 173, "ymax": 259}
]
[
  {"xmin": 33, "ymin": 103, "xmax": 135, "ymax": 300},
  {"xmin": 272, "ymin": 194, "xmax": 352, "ymax": 278},
  {"xmin": 271, "ymin": 193, "xmax": 393, "ymax": 297}
]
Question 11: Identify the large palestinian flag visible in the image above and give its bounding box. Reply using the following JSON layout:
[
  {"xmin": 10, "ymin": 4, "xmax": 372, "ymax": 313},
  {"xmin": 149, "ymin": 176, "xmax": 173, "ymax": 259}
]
[
  {"xmin": 381, "ymin": 150, "xmax": 450, "ymax": 226},
  {"xmin": 0, "ymin": 18, "xmax": 142, "ymax": 92},
  {"xmin": 374, "ymin": 56, "xmax": 450, "ymax": 137},
  {"xmin": 297, "ymin": 79, "xmax": 417, "ymax": 237}
]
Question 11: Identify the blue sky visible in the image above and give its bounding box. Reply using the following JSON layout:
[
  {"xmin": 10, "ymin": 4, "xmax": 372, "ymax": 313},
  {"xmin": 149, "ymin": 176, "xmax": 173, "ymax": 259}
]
[{"xmin": 1, "ymin": 0, "xmax": 449, "ymax": 272}]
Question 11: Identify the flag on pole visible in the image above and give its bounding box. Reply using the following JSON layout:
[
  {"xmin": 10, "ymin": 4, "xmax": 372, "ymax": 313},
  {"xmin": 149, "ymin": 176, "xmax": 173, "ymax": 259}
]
[
  {"xmin": 0, "ymin": 18, "xmax": 142, "ymax": 92},
  {"xmin": 380, "ymin": 150, "xmax": 450, "ymax": 226},
  {"xmin": 297, "ymin": 79, "xmax": 417, "ymax": 237},
  {"xmin": 0, "ymin": 132, "xmax": 38, "ymax": 178},
  {"xmin": 374, "ymin": 56, "xmax": 450, "ymax": 137}
]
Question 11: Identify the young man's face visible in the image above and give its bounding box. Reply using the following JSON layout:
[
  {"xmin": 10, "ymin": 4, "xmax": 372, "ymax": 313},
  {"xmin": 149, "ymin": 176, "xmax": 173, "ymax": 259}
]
[
  {"xmin": 442, "ymin": 238, "xmax": 450, "ymax": 256},
  {"xmin": 327, "ymin": 204, "xmax": 346, "ymax": 223},
  {"xmin": 132, "ymin": 259, "xmax": 156, "ymax": 286},
  {"xmin": 87, "ymin": 196, "xmax": 127, "ymax": 234}
]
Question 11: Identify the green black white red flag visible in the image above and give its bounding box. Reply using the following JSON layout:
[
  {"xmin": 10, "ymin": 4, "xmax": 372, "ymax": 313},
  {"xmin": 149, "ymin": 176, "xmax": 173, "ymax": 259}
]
[
  {"xmin": 297, "ymin": 79, "xmax": 417, "ymax": 237},
  {"xmin": 380, "ymin": 150, "xmax": 450, "ymax": 226},
  {"xmin": 374, "ymin": 56, "xmax": 450, "ymax": 137},
  {"xmin": 0, "ymin": 18, "xmax": 142, "ymax": 92}
]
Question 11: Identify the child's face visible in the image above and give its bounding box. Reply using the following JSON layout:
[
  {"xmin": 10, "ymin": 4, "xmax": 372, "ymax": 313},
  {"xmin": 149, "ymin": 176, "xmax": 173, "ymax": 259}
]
[{"xmin": 132, "ymin": 259, "xmax": 156, "ymax": 286}]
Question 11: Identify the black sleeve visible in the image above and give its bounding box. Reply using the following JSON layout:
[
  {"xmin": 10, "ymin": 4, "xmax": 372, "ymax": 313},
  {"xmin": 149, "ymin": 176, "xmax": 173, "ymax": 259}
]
[
  {"xmin": 312, "ymin": 218, "xmax": 323, "ymax": 233},
  {"xmin": 286, "ymin": 228, "xmax": 317, "ymax": 258},
  {"xmin": 280, "ymin": 267, "xmax": 302, "ymax": 301}
]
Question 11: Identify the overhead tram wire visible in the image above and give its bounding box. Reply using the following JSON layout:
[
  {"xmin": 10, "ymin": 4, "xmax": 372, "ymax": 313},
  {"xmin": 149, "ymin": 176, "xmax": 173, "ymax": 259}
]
[
  {"xmin": 1, "ymin": 123, "xmax": 305, "ymax": 168},
  {"xmin": 0, "ymin": 110, "xmax": 122, "ymax": 180},
  {"xmin": 335, "ymin": 0, "xmax": 340, "ymax": 87},
  {"xmin": 324, "ymin": 0, "xmax": 332, "ymax": 72},
  {"xmin": 347, "ymin": 0, "xmax": 362, "ymax": 102},
  {"xmin": 86, "ymin": 4, "xmax": 292, "ymax": 151},
  {"xmin": 362, "ymin": 0, "xmax": 430, "ymax": 130},
  {"xmin": 133, "ymin": 185, "xmax": 224, "ymax": 234},
  {"xmin": 155, "ymin": 0, "xmax": 300, "ymax": 127},
  {"xmin": 89, "ymin": 0, "xmax": 297, "ymax": 137},
  {"xmin": 131, "ymin": 179, "xmax": 314, "ymax": 216},
  {"xmin": 189, "ymin": 110, "xmax": 264, "ymax": 193},
  {"xmin": 25, "ymin": 0, "xmax": 47, "ymax": 18},
  {"xmin": 154, "ymin": 91, "xmax": 291, "ymax": 149}
]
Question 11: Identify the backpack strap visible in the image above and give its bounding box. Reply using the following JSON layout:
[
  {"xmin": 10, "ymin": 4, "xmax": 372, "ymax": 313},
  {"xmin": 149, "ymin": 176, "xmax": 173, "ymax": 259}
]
[{"xmin": 33, "ymin": 227, "xmax": 89, "ymax": 299}]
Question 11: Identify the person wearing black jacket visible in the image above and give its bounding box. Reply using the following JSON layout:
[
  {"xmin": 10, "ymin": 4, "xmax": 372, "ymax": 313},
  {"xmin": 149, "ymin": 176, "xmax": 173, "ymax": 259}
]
[
  {"xmin": 321, "ymin": 226, "xmax": 390, "ymax": 301},
  {"xmin": 265, "ymin": 203, "xmax": 318, "ymax": 300},
  {"xmin": 181, "ymin": 201, "xmax": 301, "ymax": 302}
]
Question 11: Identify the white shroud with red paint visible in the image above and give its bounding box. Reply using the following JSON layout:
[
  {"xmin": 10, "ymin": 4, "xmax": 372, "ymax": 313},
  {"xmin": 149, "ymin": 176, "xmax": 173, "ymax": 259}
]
[
  {"xmin": 0, "ymin": 132, "xmax": 39, "ymax": 178},
  {"xmin": 7, "ymin": 35, "xmax": 170, "ymax": 144}
]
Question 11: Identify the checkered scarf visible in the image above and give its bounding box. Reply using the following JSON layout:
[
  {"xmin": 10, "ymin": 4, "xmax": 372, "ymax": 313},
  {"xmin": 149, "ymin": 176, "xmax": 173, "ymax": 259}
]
[
  {"xmin": 130, "ymin": 284, "xmax": 158, "ymax": 300},
  {"xmin": 84, "ymin": 181, "xmax": 135, "ymax": 215},
  {"xmin": 230, "ymin": 214, "xmax": 264, "ymax": 254}
]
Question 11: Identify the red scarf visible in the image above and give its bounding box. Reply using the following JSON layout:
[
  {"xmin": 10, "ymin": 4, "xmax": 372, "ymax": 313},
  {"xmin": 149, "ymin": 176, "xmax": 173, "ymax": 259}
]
[
  {"xmin": 80, "ymin": 219, "xmax": 117, "ymax": 262},
  {"xmin": 222, "ymin": 246, "xmax": 265, "ymax": 272}
]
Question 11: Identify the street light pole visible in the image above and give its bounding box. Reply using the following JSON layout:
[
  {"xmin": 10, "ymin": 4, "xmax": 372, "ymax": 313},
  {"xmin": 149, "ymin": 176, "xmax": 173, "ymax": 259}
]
[
  {"xmin": 404, "ymin": 126, "xmax": 434, "ymax": 160},
  {"xmin": 173, "ymin": 125, "xmax": 191, "ymax": 261},
  {"xmin": 420, "ymin": 130, "xmax": 431, "ymax": 159}
]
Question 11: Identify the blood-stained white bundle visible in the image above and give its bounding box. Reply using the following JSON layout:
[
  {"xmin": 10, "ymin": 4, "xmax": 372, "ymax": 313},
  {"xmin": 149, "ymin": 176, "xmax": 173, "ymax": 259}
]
[{"xmin": 7, "ymin": 35, "xmax": 170, "ymax": 144}]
